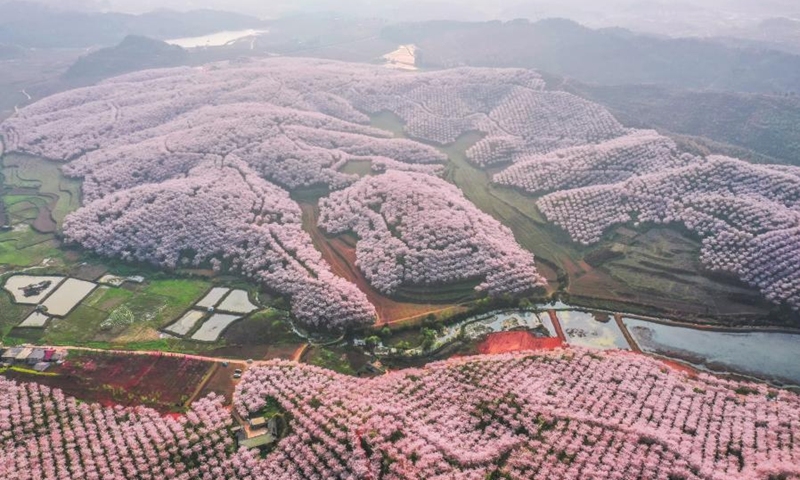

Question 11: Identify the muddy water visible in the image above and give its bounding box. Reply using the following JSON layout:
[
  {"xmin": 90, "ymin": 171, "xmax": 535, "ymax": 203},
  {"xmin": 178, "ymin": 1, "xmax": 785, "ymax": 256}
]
[{"xmin": 624, "ymin": 317, "xmax": 800, "ymax": 386}]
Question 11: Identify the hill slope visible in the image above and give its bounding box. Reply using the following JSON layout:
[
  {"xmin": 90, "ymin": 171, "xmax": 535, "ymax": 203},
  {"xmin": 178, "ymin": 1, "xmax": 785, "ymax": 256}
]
[{"xmin": 385, "ymin": 18, "xmax": 800, "ymax": 94}]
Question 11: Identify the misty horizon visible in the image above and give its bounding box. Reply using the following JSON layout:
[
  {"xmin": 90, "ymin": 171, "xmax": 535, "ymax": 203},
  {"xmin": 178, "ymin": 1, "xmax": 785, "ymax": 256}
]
[{"xmin": 5, "ymin": 0, "xmax": 800, "ymax": 37}]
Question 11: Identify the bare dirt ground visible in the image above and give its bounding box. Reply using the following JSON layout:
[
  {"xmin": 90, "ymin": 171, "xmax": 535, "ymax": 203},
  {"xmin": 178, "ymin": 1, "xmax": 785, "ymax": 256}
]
[{"xmin": 477, "ymin": 331, "xmax": 562, "ymax": 355}]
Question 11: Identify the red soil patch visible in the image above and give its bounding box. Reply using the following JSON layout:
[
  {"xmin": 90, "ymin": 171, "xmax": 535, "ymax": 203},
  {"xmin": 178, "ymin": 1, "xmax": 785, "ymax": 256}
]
[
  {"xmin": 577, "ymin": 259, "xmax": 594, "ymax": 273},
  {"xmin": 561, "ymin": 257, "xmax": 588, "ymax": 279},
  {"xmin": 5, "ymin": 352, "xmax": 214, "ymax": 413},
  {"xmin": 291, "ymin": 344, "xmax": 309, "ymax": 362},
  {"xmin": 568, "ymin": 267, "xmax": 630, "ymax": 303},
  {"xmin": 300, "ymin": 202, "xmax": 464, "ymax": 325},
  {"xmin": 196, "ymin": 362, "xmax": 244, "ymax": 406},
  {"xmin": 207, "ymin": 344, "xmax": 300, "ymax": 361},
  {"xmin": 658, "ymin": 358, "xmax": 700, "ymax": 378},
  {"xmin": 535, "ymin": 260, "xmax": 560, "ymax": 294},
  {"xmin": 477, "ymin": 331, "xmax": 563, "ymax": 355}
]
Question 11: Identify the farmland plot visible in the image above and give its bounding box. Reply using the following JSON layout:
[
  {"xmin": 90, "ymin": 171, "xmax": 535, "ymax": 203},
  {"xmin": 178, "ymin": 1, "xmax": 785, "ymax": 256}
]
[
  {"xmin": 41, "ymin": 278, "xmax": 96, "ymax": 316},
  {"xmin": 191, "ymin": 313, "xmax": 241, "ymax": 342},
  {"xmin": 195, "ymin": 287, "xmax": 230, "ymax": 309},
  {"xmin": 17, "ymin": 311, "xmax": 50, "ymax": 328},
  {"xmin": 3, "ymin": 275, "xmax": 65, "ymax": 304},
  {"xmin": 216, "ymin": 289, "xmax": 258, "ymax": 314},
  {"xmin": 165, "ymin": 309, "xmax": 206, "ymax": 336}
]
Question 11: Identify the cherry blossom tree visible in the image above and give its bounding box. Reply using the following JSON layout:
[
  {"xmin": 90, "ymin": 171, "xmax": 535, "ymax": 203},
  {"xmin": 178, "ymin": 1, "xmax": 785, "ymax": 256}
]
[{"xmin": 318, "ymin": 170, "xmax": 546, "ymax": 296}]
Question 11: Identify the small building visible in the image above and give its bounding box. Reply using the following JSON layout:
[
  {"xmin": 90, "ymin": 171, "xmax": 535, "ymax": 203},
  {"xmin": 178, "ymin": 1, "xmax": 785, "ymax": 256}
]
[
  {"xmin": 237, "ymin": 416, "xmax": 279, "ymax": 450},
  {"xmin": 15, "ymin": 347, "xmax": 33, "ymax": 363},
  {"xmin": 32, "ymin": 362, "xmax": 50, "ymax": 372},
  {"xmin": 1, "ymin": 347, "xmax": 22, "ymax": 363},
  {"xmin": 51, "ymin": 350, "xmax": 68, "ymax": 362},
  {"xmin": 249, "ymin": 417, "xmax": 267, "ymax": 430},
  {"xmin": 127, "ymin": 276, "xmax": 145, "ymax": 284},
  {"xmin": 27, "ymin": 349, "xmax": 46, "ymax": 365},
  {"xmin": 43, "ymin": 349, "xmax": 55, "ymax": 362},
  {"xmin": 365, "ymin": 360, "xmax": 386, "ymax": 374},
  {"xmin": 238, "ymin": 432, "xmax": 275, "ymax": 450}
]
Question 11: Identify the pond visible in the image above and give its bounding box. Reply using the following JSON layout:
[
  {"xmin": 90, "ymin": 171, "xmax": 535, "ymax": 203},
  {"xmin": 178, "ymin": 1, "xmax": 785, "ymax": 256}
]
[
  {"xmin": 624, "ymin": 318, "xmax": 800, "ymax": 386},
  {"xmin": 556, "ymin": 310, "xmax": 630, "ymax": 350},
  {"xmin": 165, "ymin": 29, "xmax": 267, "ymax": 48},
  {"xmin": 41, "ymin": 278, "xmax": 96, "ymax": 317},
  {"xmin": 3, "ymin": 274, "xmax": 65, "ymax": 304},
  {"xmin": 191, "ymin": 313, "xmax": 241, "ymax": 342},
  {"xmin": 358, "ymin": 304, "xmax": 800, "ymax": 387}
]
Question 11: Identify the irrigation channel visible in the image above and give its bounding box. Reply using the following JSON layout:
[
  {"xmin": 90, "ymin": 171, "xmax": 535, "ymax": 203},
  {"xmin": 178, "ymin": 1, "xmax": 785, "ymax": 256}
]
[{"xmin": 356, "ymin": 304, "xmax": 800, "ymax": 388}]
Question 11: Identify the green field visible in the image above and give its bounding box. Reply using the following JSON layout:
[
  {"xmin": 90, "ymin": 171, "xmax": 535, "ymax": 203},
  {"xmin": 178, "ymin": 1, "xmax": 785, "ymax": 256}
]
[
  {"xmin": 0, "ymin": 153, "xmax": 79, "ymax": 267},
  {"xmin": 42, "ymin": 279, "xmax": 210, "ymax": 345},
  {"xmin": 3, "ymin": 153, "xmax": 81, "ymax": 227}
]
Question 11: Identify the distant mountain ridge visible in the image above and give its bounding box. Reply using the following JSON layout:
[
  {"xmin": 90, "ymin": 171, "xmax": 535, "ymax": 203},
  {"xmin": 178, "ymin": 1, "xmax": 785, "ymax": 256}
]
[
  {"xmin": 63, "ymin": 36, "xmax": 189, "ymax": 82},
  {"xmin": 383, "ymin": 18, "xmax": 800, "ymax": 94},
  {"xmin": 564, "ymin": 81, "xmax": 800, "ymax": 166},
  {"xmin": 0, "ymin": 1, "xmax": 265, "ymax": 48}
]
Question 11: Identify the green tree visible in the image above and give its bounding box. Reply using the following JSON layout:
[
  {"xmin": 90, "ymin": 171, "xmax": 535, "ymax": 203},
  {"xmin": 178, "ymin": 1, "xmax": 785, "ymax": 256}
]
[
  {"xmin": 365, "ymin": 335, "xmax": 382, "ymax": 351},
  {"xmin": 421, "ymin": 328, "xmax": 437, "ymax": 351}
]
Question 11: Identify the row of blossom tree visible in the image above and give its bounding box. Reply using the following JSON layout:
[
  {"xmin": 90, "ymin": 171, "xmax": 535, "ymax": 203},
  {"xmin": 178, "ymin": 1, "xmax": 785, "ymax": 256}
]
[
  {"xmin": 0, "ymin": 380, "xmax": 237, "ymax": 480},
  {"xmin": 63, "ymin": 158, "xmax": 376, "ymax": 330},
  {"xmin": 4, "ymin": 349, "xmax": 799, "ymax": 479},
  {"xmin": 233, "ymin": 350, "xmax": 800, "ymax": 479},
  {"xmin": 319, "ymin": 170, "xmax": 546, "ymax": 295},
  {"xmin": 4, "ymin": 57, "xmax": 799, "ymax": 318},
  {"xmin": 6, "ymin": 58, "xmax": 625, "ymax": 330},
  {"xmin": 515, "ymin": 148, "xmax": 800, "ymax": 310}
]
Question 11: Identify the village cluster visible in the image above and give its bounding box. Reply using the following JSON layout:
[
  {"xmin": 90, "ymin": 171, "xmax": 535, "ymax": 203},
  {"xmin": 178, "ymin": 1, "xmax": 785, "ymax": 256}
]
[{"xmin": 0, "ymin": 345, "xmax": 67, "ymax": 371}]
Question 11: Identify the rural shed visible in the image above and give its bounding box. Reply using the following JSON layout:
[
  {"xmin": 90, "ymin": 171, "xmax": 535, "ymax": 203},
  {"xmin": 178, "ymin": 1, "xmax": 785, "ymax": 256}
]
[
  {"xmin": 51, "ymin": 350, "xmax": 68, "ymax": 362},
  {"xmin": 2, "ymin": 347, "xmax": 22, "ymax": 362},
  {"xmin": 237, "ymin": 429, "xmax": 276, "ymax": 450},
  {"xmin": 33, "ymin": 362, "xmax": 50, "ymax": 372},
  {"xmin": 15, "ymin": 347, "xmax": 34, "ymax": 362},
  {"xmin": 27, "ymin": 349, "xmax": 46, "ymax": 364},
  {"xmin": 43, "ymin": 349, "xmax": 55, "ymax": 361},
  {"xmin": 249, "ymin": 417, "xmax": 267, "ymax": 430}
]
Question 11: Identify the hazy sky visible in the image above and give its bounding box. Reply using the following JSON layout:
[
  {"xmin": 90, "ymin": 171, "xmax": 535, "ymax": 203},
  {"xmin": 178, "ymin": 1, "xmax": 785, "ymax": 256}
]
[{"xmin": 13, "ymin": 0, "xmax": 800, "ymax": 34}]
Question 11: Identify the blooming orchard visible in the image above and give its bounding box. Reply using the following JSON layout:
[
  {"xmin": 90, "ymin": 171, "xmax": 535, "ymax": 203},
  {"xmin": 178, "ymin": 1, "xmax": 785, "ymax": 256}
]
[
  {"xmin": 535, "ymin": 155, "xmax": 800, "ymax": 310},
  {"xmin": 3, "ymin": 56, "xmax": 800, "ymax": 317},
  {"xmin": 0, "ymin": 380, "xmax": 237, "ymax": 480},
  {"xmin": 231, "ymin": 349, "xmax": 800, "ymax": 479},
  {"xmin": 62, "ymin": 158, "xmax": 376, "ymax": 331},
  {"xmin": 4, "ymin": 350, "xmax": 799, "ymax": 479},
  {"xmin": 495, "ymin": 130, "xmax": 696, "ymax": 194},
  {"xmin": 318, "ymin": 170, "xmax": 546, "ymax": 296}
]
